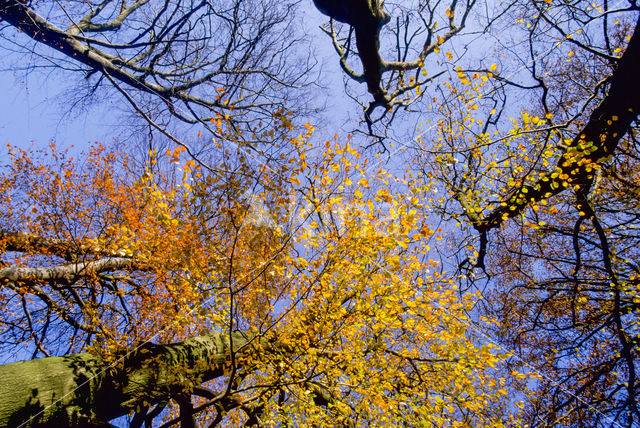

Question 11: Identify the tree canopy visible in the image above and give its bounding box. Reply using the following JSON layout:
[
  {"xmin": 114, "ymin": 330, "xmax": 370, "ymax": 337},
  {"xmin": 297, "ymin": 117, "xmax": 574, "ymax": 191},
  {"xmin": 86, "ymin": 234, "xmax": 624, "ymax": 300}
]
[{"xmin": 0, "ymin": 0, "xmax": 639, "ymax": 426}]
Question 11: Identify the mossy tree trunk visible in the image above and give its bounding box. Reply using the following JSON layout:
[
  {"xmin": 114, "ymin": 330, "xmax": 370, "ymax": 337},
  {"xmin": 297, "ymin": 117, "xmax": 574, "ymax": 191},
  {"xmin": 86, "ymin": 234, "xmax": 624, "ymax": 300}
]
[{"xmin": 0, "ymin": 332, "xmax": 255, "ymax": 427}]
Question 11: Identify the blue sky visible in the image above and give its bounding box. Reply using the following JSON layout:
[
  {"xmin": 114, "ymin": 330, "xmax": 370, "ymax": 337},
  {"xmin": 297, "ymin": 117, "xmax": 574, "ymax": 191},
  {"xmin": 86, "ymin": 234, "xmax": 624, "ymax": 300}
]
[{"xmin": 0, "ymin": 69, "xmax": 106, "ymax": 151}]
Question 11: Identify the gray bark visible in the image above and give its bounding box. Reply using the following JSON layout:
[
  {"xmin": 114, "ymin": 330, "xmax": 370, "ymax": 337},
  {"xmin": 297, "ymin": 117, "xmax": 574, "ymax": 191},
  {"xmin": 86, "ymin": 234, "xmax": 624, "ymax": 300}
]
[{"xmin": 0, "ymin": 332, "xmax": 255, "ymax": 427}]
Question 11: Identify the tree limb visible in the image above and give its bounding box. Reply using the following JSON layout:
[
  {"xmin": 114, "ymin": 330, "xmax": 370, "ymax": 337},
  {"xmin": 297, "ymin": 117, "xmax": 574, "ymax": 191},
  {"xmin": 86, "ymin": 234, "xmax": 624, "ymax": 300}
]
[
  {"xmin": 0, "ymin": 257, "xmax": 137, "ymax": 285},
  {"xmin": 467, "ymin": 18, "xmax": 640, "ymax": 266},
  {"xmin": 0, "ymin": 331, "xmax": 259, "ymax": 427}
]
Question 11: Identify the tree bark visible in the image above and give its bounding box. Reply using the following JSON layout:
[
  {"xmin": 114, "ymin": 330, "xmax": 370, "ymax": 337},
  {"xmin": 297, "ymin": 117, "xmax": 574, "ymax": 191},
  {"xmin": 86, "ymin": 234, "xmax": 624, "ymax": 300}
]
[
  {"xmin": 478, "ymin": 18, "xmax": 640, "ymax": 231},
  {"xmin": 0, "ymin": 332, "xmax": 256, "ymax": 427},
  {"xmin": 313, "ymin": 0, "xmax": 390, "ymax": 103},
  {"xmin": 466, "ymin": 18, "xmax": 640, "ymax": 268}
]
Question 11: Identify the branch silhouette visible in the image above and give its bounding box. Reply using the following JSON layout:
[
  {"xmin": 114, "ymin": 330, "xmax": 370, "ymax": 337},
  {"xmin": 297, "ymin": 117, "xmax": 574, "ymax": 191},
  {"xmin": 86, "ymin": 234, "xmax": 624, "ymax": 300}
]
[{"xmin": 313, "ymin": 0, "xmax": 391, "ymax": 105}]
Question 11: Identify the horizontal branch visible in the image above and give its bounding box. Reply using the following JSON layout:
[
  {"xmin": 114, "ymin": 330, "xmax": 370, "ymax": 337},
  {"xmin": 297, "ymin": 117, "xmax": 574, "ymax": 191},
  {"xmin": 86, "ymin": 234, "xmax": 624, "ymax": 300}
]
[
  {"xmin": 0, "ymin": 230, "xmax": 77, "ymax": 260},
  {"xmin": 0, "ymin": 257, "xmax": 137, "ymax": 285}
]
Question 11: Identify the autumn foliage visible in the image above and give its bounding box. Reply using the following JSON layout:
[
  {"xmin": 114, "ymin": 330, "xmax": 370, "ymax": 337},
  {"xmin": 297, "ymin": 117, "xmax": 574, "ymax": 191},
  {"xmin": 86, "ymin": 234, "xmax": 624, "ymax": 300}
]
[
  {"xmin": 1, "ymin": 0, "xmax": 639, "ymax": 426},
  {"xmin": 0, "ymin": 132, "xmax": 528, "ymax": 426}
]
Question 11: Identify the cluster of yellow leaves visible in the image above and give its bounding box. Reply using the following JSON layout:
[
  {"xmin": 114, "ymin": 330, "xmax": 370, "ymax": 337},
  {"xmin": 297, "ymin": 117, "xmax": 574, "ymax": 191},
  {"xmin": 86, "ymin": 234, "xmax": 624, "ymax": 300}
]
[
  {"xmin": 190, "ymin": 138, "xmax": 531, "ymax": 426},
  {"xmin": 1, "ymin": 132, "xmax": 531, "ymax": 425},
  {"xmin": 416, "ymin": 68, "xmax": 573, "ymax": 226}
]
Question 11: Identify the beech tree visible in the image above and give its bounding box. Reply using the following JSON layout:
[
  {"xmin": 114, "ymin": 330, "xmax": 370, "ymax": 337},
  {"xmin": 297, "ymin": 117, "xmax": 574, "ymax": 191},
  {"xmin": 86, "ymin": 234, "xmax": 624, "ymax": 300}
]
[
  {"xmin": 313, "ymin": 5, "xmax": 640, "ymax": 422},
  {"xmin": 2, "ymin": 0, "xmax": 640, "ymax": 426},
  {"xmin": 412, "ymin": 3, "xmax": 640, "ymax": 424},
  {"xmin": 0, "ymin": 139, "xmax": 520, "ymax": 426}
]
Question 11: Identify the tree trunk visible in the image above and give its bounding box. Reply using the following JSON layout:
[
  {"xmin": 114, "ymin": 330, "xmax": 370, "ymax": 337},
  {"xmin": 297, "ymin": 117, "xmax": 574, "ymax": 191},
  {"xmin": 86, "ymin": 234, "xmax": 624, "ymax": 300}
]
[{"xmin": 0, "ymin": 332, "xmax": 255, "ymax": 427}]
